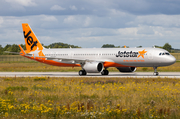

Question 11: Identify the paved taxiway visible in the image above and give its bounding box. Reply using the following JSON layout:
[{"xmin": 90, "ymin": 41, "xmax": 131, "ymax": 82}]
[{"xmin": 0, "ymin": 72, "xmax": 180, "ymax": 78}]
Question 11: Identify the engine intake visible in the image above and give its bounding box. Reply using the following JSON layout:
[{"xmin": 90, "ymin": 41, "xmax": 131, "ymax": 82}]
[
  {"xmin": 117, "ymin": 67, "xmax": 136, "ymax": 72},
  {"xmin": 83, "ymin": 62, "xmax": 103, "ymax": 73}
]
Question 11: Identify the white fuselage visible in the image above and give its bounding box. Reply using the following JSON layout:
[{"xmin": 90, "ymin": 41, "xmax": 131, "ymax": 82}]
[{"xmin": 31, "ymin": 47, "xmax": 176, "ymax": 67}]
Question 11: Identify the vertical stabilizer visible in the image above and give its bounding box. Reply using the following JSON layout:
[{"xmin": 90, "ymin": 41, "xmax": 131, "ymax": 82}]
[{"xmin": 22, "ymin": 23, "xmax": 44, "ymax": 53}]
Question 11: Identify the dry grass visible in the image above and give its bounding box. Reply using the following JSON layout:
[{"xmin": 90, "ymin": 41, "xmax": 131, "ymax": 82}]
[
  {"xmin": 0, "ymin": 55, "xmax": 32, "ymax": 62},
  {"xmin": 0, "ymin": 62, "xmax": 82, "ymax": 72},
  {"xmin": 137, "ymin": 61, "xmax": 180, "ymax": 72},
  {"xmin": 172, "ymin": 53, "xmax": 180, "ymax": 61},
  {"xmin": 0, "ymin": 77, "xmax": 180, "ymax": 118}
]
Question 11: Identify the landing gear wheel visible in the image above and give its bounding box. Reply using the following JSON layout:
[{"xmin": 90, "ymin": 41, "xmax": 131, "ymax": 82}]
[
  {"xmin": 79, "ymin": 70, "xmax": 87, "ymax": 76},
  {"xmin": 153, "ymin": 67, "xmax": 159, "ymax": 76},
  {"xmin": 153, "ymin": 72, "xmax": 159, "ymax": 76},
  {"xmin": 101, "ymin": 70, "xmax": 109, "ymax": 75}
]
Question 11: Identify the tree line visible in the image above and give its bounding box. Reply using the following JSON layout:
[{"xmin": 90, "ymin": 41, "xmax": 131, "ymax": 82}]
[
  {"xmin": 102, "ymin": 43, "xmax": 180, "ymax": 53},
  {"xmin": 0, "ymin": 42, "xmax": 179, "ymax": 55}
]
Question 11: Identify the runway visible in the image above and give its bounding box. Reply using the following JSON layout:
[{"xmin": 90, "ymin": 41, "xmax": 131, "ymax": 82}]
[{"xmin": 0, "ymin": 72, "xmax": 180, "ymax": 78}]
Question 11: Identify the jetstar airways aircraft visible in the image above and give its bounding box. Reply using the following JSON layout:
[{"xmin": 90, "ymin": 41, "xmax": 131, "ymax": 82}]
[{"xmin": 13, "ymin": 23, "xmax": 177, "ymax": 76}]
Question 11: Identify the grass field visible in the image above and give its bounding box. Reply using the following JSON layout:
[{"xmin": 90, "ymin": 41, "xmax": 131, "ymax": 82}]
[
  {"xmin": 0, "ymin": 77, "xmax": 180, "ymax": 118},
  {"xmin": 171, "ymin": 53, "xmax": 180, "ymax": 61},
  {"xmin": 0, "ymin": 55, "xmax": 33, "ymax": 62}
]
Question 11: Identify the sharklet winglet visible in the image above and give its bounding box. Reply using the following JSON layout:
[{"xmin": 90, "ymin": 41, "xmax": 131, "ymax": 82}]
[{"xmin": 18, "ymin": 45, "xmax": 26, "ymax": 55}]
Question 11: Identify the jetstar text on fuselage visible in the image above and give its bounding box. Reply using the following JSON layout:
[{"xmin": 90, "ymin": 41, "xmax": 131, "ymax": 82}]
[
  {"xmin": 116, "ymin": 50, "xmax": 147, "ymax": 58},
  {"xmin": 116, "ymin": 51, "xmax": 138, "ymax": 57}
]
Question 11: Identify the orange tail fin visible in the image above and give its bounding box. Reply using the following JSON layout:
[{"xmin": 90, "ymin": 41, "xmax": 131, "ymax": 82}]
[
  {"xmin": 22, "ymin": 23, "xmax": 44, "ymax": 53},
  {"xmin": 18, "ymin": 45, "xmax": 26, "ymax": 55}
]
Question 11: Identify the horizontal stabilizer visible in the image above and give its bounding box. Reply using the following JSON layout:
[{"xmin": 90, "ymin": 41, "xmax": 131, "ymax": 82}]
[{"xmin": 4, "ymin": 51, "xmax": 23, "ymax": 55}]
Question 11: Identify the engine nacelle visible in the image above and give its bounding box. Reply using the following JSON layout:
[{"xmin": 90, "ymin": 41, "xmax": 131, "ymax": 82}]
[
  {"xmin": 83, "ymin": 62, "xmax": 103, "ymax": 73},
  {"xmin": 117, "ymin": 67, "xmax": 136, "ymax": 72}
]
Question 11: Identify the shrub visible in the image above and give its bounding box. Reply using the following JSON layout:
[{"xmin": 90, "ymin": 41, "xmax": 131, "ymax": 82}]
[
  {"xmin": 32, "ymin": 85, "xmax": 51, "ymax": 91},
  {"xmin": 142, "ymin": 67, "xmax": 148, "ymax": 71},
  {"xmin": 6, "ymin": 86, "xmax": 28, "ymax": 91},
  {"xmin": 34, "ymin": 77, "xmax": 46, "ymax": 81},
  {"xmin": 4, "ymin": 78, "xmax": 13, "ymax": 81}
]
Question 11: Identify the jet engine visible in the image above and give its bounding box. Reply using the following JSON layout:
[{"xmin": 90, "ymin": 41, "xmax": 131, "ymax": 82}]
[
  {"xmin": 116, "ymin": 67, "xmax": 136, "ymax": 72},
  {"xmin": 83, "ymin": 62, "xmax": 103, "ymax": 73}
]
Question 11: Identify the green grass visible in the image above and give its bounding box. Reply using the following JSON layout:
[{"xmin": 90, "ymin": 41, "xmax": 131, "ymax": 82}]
[
  {"xmin": 32, "ymin": 85, "xmax": 52, "ymax": 91},
  {"xmin": 34, "ymin": 77, "xmax": 46, "ymax": 81},
  {"xmin": 5, "ymin": 86, "xmax": 28, "ymax": 91}
]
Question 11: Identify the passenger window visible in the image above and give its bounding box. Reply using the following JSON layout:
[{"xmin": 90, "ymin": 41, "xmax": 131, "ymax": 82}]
[{"xmin": 159, "ymin": 53, "xmax": 161, "ymax": 55}]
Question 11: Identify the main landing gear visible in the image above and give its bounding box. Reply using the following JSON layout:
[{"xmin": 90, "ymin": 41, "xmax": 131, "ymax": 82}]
[
  {"xmin": 153, "ymin": 67, "xmax": 159, "ymax": 76},
  {"xmin": 101, "ymin": 69, "xmax": 109, "ymax": 75},
  {"xmin": 79, "ymin": 70, "xmax": 87, "ymax": 76},
  {"xmin": 78, "ymin": 69, "xmax": 109, "ymax": 76}
]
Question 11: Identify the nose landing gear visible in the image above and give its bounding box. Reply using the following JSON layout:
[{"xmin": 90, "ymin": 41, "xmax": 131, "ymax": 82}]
[{"xmin": 153, "ymin": 67, "xmax": 159, "ymax": 76}]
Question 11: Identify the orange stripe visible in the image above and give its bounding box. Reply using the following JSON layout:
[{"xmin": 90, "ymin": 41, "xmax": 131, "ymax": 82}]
[
  {"xmin": 22, "ymin": 55, "xmax": 130, "ymax": 68},
  {"xmin": 103, "ymin": 61, "xmax": 130, "ymax": 68},
  {"xmin": 26, "ymin": 56, "xmax": 81, "ymax": 67}
]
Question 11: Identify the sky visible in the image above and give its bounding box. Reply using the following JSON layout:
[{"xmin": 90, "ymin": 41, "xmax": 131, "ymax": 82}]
[{"xmin": 0, "ymin": 0, "xmax": 180, "ymax": 48}]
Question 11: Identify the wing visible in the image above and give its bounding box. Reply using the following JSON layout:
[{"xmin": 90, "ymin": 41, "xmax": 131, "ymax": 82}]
[{"xmin": 35, "ymin": 56, "xmax": 112, "ymax": 64}]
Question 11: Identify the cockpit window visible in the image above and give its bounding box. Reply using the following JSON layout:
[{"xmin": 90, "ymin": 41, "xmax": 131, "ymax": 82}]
[
  {"xmin": 165, "ymin": 52, "xmax": 170, "ymax": 55},
  {"xmin": 159, "ymin": 52, "xmax": 170, "ymax": 56}
]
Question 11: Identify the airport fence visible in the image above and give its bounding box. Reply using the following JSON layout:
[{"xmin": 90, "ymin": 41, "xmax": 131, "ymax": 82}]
[
  {"xmin": 0, "ymin": 55, "xmax": 34, "ymax": 62},
  {"xmin": 172, "ymin": 53, "xmax": 180, "ymax": 61},
  {"xmin": 0, "ymin": 53, "xmax": 180, "ymax": 62}
]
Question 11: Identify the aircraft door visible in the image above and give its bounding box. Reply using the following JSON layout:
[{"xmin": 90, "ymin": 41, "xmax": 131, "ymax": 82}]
[
  {"xmin": 98, "ymin": 52, "xmax": 102, "ymax": 58},
  {"xmin": 148, "ymin": 50, "xmax": 153, "ymax": 60},
  {"xmin": 69, "ymin": 51, "xmax": 74, "ymax": 58}
]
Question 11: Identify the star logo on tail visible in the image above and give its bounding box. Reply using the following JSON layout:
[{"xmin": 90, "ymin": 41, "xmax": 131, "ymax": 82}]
[{"xmin": 137, "ymin": 49, "xmax": 147, "ymax": 58}]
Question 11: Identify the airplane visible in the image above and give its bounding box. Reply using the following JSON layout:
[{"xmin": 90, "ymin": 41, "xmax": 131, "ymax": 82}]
[{"xmin": 10, "ymin": 23, "xmax": 177, "ymax": 76}]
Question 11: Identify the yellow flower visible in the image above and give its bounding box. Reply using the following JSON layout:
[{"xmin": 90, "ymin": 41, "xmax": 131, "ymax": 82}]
[
  {"xmin": 5, "ymin": 112, "xmax": 8, "ymax": 117},
  {"xmin": 122, "ymin": 109, "xmax": 127, "ymax": 112},
  {"xmin": 21, "ymin": 110, "xmax": 24, "ymax": 113}
]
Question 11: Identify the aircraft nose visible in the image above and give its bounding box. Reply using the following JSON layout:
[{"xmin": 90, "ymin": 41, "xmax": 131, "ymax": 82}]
[{"xmin": 167, "ymin": 56, "xmax": 176, "ymax": 64}]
